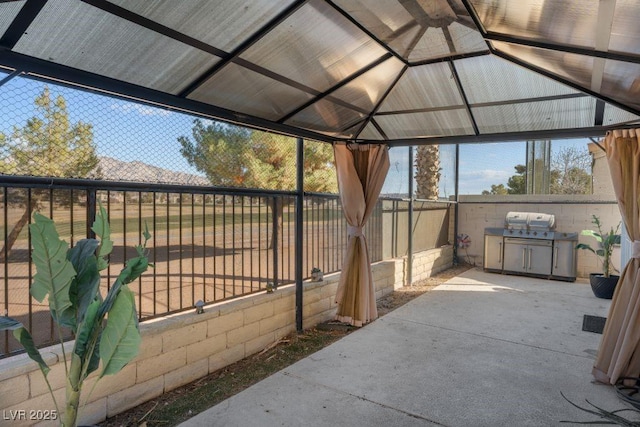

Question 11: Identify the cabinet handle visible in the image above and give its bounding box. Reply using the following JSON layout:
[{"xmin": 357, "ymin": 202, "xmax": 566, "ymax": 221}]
[
  {"xmin": 554, "ymin": 247, "xmax": 559, "ymax": 268},
  {"xmin": 522, "ymin": 248, "xmax": 526, "ymax": 269},
  {"xmin": 498, "ymin": 242, "xmax": 502, "ymax": 263},
  {"xmin": 528, "ymin": 248, "xmax": 532, "ymax": 270}
]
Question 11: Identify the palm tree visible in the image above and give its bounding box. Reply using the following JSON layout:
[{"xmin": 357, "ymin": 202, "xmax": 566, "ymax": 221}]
[{"xmin": 415, "ymin": 145, "xmax": 441, "ymax": 200}]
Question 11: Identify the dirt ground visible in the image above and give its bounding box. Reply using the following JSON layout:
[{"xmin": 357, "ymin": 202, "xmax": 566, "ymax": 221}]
[{"xmin": 99, "ymin": 263, "xmax": 473, "ymax": 427}]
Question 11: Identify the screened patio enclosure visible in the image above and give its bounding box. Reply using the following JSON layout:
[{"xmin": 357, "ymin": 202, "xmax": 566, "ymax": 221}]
[
  {"xmin": 1, "ymin": 0, "xmax": 639, "ymax": 144},
  {"xmin": 1, "ymin": 0, "xmax": 640, "ymax": 350}
]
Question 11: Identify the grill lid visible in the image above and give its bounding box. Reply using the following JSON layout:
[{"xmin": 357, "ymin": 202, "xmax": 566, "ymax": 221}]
[
  {"xmin": 505, "ymin": 212, "xmax": 530, "ymax": 230},
  {"xmin": 505, "ymin": 212, "xmax": 555, "ymax": 231},
  {"xmin": 528, "ymin": 212, "xmax": 555, "ymax": 231}
]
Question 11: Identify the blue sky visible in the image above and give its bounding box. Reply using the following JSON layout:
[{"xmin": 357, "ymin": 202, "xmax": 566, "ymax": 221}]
[
  {"xmin": 1, "ymin": 70, "xmax": 595, "ymax": 196},
  {"xmin": 382, "ymin": 138, "xmax": 594, "ymax": 196},
  {"xmin": 0, "ymin": 71, "xmax": 202, "ymax": 175}
]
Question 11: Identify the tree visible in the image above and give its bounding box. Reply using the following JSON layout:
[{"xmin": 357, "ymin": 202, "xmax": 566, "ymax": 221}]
[
  {"xmin": 415, "ymin": 145, "xmax": 441, "ymax": 200},
  {"xmin": 483, "ymin": 146, "xmax": 592, "ymax": 196},
  {"xmin": 550, "ymin": 146, "xmax": 592, "ymax": 194},
  {"xmin": 506, "ymin": 164, "xmax": 526, "ymax": 194},
  {"xmin": 482, "ymin": 184, "xmax": 508, "ymax": 195},
  {"xmin": 0, "ymin": 87, "xmax": 99, "ymax": 261},
  {"xmin": 179, "ymin": 119, "xmax": 337, "ymax": 248},
  {"xmin": 480, "ymin": 165, "xmax": 525, "ymax": 195},
  {"xmin": 177, "ymin": 120, "xmax": 251, "ymax": 187}
]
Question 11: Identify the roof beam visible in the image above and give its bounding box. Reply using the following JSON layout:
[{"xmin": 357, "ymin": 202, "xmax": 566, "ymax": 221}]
[
  {"xmin": 382, "ymin": 125, "xmax": 629, "ymax": 147},
  {"xmin": 401, "ymin": 19, "xmax": 429, "ymax": 60},
  {"xmin": 0, "ymin": 69, "xmax": 20, "ymax": 88},
  {"xmin": 459, "ymin": 0, "xmax": 640, "ymax": 66},
  {"xmin": 486, "ymin": 32, "xmax": 640, "ymax": 65},
  {"xmin": 0, "ymin": 48, "xmax": 338, "ymax": 144},
  {"xmin": 590, "ymin": 0, "xmax": 616, "ymax": 92},
  {"xmin": 0, "ymin": 0, "xmax": 47, "ymax": 49},
  {"xmin": 374, "ymin": 93, "xmax": 590, "ymax": 116},
  {"xmin": 449, "ymin": 61, "xmax": 479, "ymax": 135},
  {"xmin": 81, "ymin": 0, "xmax": 367, "ymax": 115},
  {"xmin": 399, "ymin": 0, "xmax": 457, "ymax": 30},
  {"xmin": 594, "ymin": 100, "xmax": 606, "ymax": 126},
  {"xmin": 459, "ymin": 0, "xmax": 491, "ymax": 49},
  {"xmin": 591, "ymin": 0, "xmax": 616, "ymax": 126},
  {"xmin": 492, "ymin": 49, "xmax": 640, "ymax": 118},
  {"xmin": 277, "ymin": 53, "xmax": 393, "ymax": 124},
  {"xmin": 81, "ymin": 0, "xmax": 227, "ymax": 57},
  {"xmin": 445, "ymin": 0, "xmax": 478, "ymax": 32},
  {"xmin": 178, "ymin": 0, "xmax": 310, "ymax": 97},
  {"xmin": 409, "ymin": 49, "xmax": 490, "ymax": 66},
  {"xmin": 354, "ymin": 65, "xmax": 409, "ymax": 139},
  {"xmin": 371, "ymin": 118, "xmax": 389, "ymax": 140},
  {"xmin": 325, "ymin": 0, "xmax": 409, "ymax": 65}
]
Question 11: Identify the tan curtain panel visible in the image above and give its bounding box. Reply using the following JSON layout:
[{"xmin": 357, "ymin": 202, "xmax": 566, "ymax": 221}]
[
  {"xmin": 333, "ymin": 143, "xmax": 390, "ymax": 327},
  {"xmin": 593, "ymin": 129, "xmax": 640, "ymax": 384}
]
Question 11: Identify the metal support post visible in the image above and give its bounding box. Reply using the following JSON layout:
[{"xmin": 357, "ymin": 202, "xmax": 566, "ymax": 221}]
[
  {"xmin": 407, "ymin": 146, "xmax": 414, "ymax": 287},
  {"xmin": 295, "ymin": 137, "xmax": 304, "ymax": 332},
  {"xmin": 454, "ymin": 144, "xmax": 460, "ymax": 264}
]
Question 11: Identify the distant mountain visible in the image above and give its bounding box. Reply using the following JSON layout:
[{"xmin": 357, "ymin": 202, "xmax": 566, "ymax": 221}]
[{"xmin": 98, "ymin": 156, "xmax": 210, "ymax": 186}]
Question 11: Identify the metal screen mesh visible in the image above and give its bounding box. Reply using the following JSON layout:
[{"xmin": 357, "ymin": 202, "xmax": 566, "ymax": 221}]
[{"xmin": 0, "ymin": 74, "xmax": 337, "ymax": 191}]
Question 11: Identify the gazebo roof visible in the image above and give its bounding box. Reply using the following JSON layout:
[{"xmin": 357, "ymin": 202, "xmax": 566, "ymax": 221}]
[{"xmin": 1, "ymin": 0, "xmax": 639, "ymax": 145}]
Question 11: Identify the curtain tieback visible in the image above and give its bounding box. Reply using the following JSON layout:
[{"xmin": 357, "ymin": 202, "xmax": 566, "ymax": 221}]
[
  {"xmin": 632, "ymin": 241, "xmax": 640, "ymax": 258},
  {"xmin": 347, "ymin": 225, "xmax": 364, "ymax": 238}
]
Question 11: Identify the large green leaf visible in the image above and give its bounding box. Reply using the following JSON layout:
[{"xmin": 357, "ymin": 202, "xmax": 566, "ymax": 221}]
[
  {"xmin": 29, "ymin": 213, "xmax": 76, "ymax": 324},
  {"xmin": 581, "ymin": 229, "xmax": 603, "ymax": 243},
  {"xmin": 91, "ymin": 204, "xmax": 113, "ymax": 271},
  {"xmin": 74, "ymin": 298, "xmax": 101, "ymax": 379},
  {"xmin": 575, "ymin": 243, "xmax": 596, "ymax": 254},
  {"xmin": 99, "ymin": 287, "xmax": 141, "ymax": 377},
  {"xmin": 67, "ymin": 239, "xmax": 101, "ymax": 327},
  {"xmin": 98, "ymin": 250, "xmax": 150, "ymax": 320},
  {"xmin": 0, "ymin": 317, "xmax": 50, "ymax": 376},
  {"xmin": 604, "ymin": 233, "xmax": 622, "ymax": 246}
]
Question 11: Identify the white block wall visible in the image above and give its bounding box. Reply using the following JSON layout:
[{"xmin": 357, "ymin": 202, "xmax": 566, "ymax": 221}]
[{"xmin": 0, "ymin": 246, "xmax": 453, "ymax": 426}]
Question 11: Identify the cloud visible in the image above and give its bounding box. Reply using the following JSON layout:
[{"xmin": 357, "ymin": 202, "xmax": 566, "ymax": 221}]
[
  {"xmin": 459, "ymin": 169, "xmax": 511, "ymax": 181},
  {"xmin": 110, "ymin": 102, "xmax": 171, "ymax": 117},
  {"xmin": 459, "ymin": 168, "xmax": 513, "ymax": 194}
]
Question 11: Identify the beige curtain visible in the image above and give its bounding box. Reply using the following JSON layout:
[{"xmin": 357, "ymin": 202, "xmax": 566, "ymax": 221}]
[
  {"xmin": 333, "ymin": 143, "xmax": 390, "ymax": 327},
  {"xmin": 593, "ymin": 129, "xmax": 640, "ymax": 384}
]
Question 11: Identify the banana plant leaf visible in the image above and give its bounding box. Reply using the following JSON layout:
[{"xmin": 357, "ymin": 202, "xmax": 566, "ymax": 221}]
[
  {"xmin": 0, "ymin": 317, "xmax": 50, "ymax": 376},
  {"xmin": 29, "ymin": 213, "xmax": 76, "ymax": 326},
  {"xmin": 91, "ymin": 204, "xmax": 113, "ymax": 271},
  {"xmin": 99, "ymin": 287, "xmax": 141, "ymax": 377},
  {"xmin": 67, "ymin": 239, "xmax": 101, "ymax": 329}
]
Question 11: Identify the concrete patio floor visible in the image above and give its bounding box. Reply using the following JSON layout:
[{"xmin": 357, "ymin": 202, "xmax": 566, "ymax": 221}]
[{"xmin": 181, "ymin": 268, "xmax": 639, "ymax": 426}]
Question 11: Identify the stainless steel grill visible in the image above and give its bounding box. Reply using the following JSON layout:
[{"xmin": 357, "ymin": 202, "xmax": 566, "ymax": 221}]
[
  {"xmin": 484, "ymin": 212, "xmax": 577, "ymax": 281},
  {"xmin": 503, "ymin": 211, "xmax": 555, "ymax": 240}
]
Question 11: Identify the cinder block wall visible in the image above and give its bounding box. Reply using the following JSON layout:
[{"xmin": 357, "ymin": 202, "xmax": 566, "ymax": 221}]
[
  {"xmin": 0, "ymin": 245, "xmax": 453, "ymax": 426},
  {"xmin": 457, "ymin": 195, "xmax": 621, "ymax": 278},
  {"xmin": 412, "ymin": 245, "xmax": 454, "ymax": 283}
]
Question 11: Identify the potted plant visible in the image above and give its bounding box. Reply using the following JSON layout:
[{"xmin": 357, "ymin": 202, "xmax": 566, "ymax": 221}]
[
  {"xmin": 0, "ymin": 205, "xmax": 150, "ymax": 426},
  {"xmin": 576, "ymin": 215, "xmax": 621, "ymax": 299}
]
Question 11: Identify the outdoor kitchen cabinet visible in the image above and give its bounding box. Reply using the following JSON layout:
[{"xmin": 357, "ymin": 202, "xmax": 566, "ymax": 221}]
[
  {"xmin": 483, "ymin": 234, "xmax": 504, "ymax": 272},
  {"xmin": 484, "ymin": 213, "xmax": 577, "ymax": 281},
  {"xmin": 503, "ymin": 238, "xmax": 553, "ymax": 276},
  {"xmin": 551, "ymin": 236, "xmax": 578, "ymax": 281}
]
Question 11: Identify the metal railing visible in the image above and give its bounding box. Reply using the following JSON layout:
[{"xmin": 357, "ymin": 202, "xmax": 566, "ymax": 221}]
[
  {"xmin": 0, "ymin": 178, "xmax": 393, "ymax": 357},
  {"xmin": 303, "ymin": 194, "xmax": 383, "ymax": 276}
]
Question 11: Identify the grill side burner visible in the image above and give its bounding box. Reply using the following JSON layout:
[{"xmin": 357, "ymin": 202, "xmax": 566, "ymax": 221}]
[{"xmin": 484, "ymin": 212, "xmax": 577, "ymax": 281}]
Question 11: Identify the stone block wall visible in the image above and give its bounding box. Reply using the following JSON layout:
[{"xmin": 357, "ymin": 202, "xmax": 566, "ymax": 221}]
[
  {"xmin": 0, "ymin": 246, "xmax": 453, "ymax": 426},
  {"xmin": 412, "ymin": 245, "xmax": 454, "ymax": 283}
]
